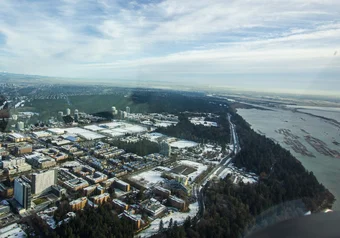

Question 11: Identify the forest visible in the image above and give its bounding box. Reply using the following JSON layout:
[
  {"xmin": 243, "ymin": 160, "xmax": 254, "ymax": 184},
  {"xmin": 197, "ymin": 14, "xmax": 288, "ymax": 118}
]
[
  {"xmin": 47, "ymin": 203, "xmax": 135, "ymax": 238},
  {"xmin": 156, "ymin": 113, "xmax": 230, "ymax": 146},
  {"xmin": 131, "ymin": 90, "xmax": 229, "ymax": 114},
  {"xmin": 152, "ymin": 110, "xmax": 335, "ymax": 238},
  {"xmin": 108, "ymin": 138, "xmax": 160, "ymax": 156}
]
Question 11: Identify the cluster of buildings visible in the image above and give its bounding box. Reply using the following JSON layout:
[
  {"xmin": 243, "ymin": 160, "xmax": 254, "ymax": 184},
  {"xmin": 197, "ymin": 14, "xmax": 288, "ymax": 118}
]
[
  {"xmin": 125, "ymin": 112, "xmax": 178, "ymax": 128},
  {"xmin": 0, "ymin": 109, "xmax": 204, "ymax": 236}
]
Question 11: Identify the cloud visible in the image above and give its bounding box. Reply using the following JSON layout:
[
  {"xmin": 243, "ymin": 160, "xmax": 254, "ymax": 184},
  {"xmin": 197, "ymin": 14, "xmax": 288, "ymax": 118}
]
[{"xmin": 0, "ymin": 0, "xmax": 339, "ymax": 93}]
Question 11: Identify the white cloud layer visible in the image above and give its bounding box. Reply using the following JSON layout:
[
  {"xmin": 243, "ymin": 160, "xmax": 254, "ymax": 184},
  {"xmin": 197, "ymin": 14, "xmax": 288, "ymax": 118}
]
[{"xmin": 0, "ymin": 0, "xmax": 339, "ymax": 93}]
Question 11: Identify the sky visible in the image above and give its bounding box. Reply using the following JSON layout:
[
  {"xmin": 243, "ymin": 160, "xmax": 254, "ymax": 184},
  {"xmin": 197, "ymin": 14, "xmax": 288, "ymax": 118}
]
[{"xmin": 0, "ymin": 0, "xmax": 339, "ymax": 94}]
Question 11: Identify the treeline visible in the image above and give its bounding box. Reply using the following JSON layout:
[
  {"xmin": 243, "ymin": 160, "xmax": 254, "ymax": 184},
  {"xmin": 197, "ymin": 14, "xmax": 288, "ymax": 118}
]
[
  {"xmin": 109, "ymin": 138, "xmax": 160, "ymax": 156},
  {"xmin": 154, "ymin": 110, "xmax": 334, "ymax": 238},
  {"xmin": 49, "ymin": 203, "xmax": 134, "ymax": 238},
  {"xmin": 156, "ymin": 113, "xmax": 230, "ymax": 145},
  {"xmin": 131, "ymin": 90, "xmax": 228, "ymax": 114},
  {"xmin": 231, "ymin": 111, "xmax": 334, "ymax": 212}
]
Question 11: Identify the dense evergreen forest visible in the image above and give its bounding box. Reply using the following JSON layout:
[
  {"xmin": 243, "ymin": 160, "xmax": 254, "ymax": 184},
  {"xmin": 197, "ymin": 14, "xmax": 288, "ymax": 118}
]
[
  {"xmin": 153, "ymin": 110, "xmax": 335, "ymax": 238},
  {"xmin": 156, "ymin": 113, "xmax": 230, "ymax": 145},
  {"xmin": 48, "ymin": 204, "xmax": 134, "ymax": 238},
  {"xmin": 131, "ymin": 90, "xmax": 228, "ymax": 114},
  {"xmin": 108, "ymin": 138, "xmax": 160, "ymax": 156}
]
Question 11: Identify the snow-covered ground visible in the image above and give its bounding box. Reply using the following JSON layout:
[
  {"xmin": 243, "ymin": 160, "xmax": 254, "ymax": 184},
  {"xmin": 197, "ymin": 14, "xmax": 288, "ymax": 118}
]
[
  {"xmin": 137, "ymin": 202, "xmax": 199, "ymax": 238},
  {"xmin": 143, "ymin": 132, "xmax": 166, "ymax": 142},
  {"xmin": 189, "ymin": 117, "xmax": 218, "ymax": 127},
  {"xmin": 154, "ymin": 121, "xmax": 177, "ymax": 128},
  {"xmin": 218, "ymin": 165, "xmax": 258, "ymax": 184},
  {"xmin": 178, "ymin": 160, "xmax": 208, "ymax": 182},
  {"xmin": 131, "ymin": 167, "xmax": 171, "ymax": 188},
  {"xmin": 170, "ymin": 140, "xmax": 198, "ymax": 148}
]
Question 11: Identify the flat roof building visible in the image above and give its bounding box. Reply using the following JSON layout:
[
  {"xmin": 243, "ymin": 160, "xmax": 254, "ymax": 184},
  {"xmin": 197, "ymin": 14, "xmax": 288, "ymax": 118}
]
[
  {"xmin": 25, "ymin": 153, "xmax": 56, "ymax": 169},
  {"xmin": 91, "ymin": 193, "xmax": 110, "ymax": 205},
  {"xmin": 0, "ymin": 223, "xmax": 27, "ymax": 238},
  {"xmin": 144, "ymin": 199, "xmax": 167, "ymax": 217},
  {"xmin": 113, "ymin": 178, "xmax": 130, "ymax": 192},
  {"xmin": 122, "ymin": 211, "xmax": 142, "ymax": 230},
  {"xmin": 69, "ymin": 197, "xmax": 87, "ymax": 211},
  {"xmin": 8, "ymin": 133, "xmax": 30, "ymax": 143},
  {"xmin": 154, "ymin": 186, "xmax": 171, "ymax": 198},
  {"xmin": 64, "ymin": 178, "xmax": 89, "ymax": 191},
  {"xmin": 169, "ymin": 195, "xmax": 186, "ymax": 211},
  {"xmin": 112, "ymin": 199, "xmax": 129, "ymax": 212},
  {"xmin": 85, "ymin": 171, "xmax": 108, "ymax": 184}
]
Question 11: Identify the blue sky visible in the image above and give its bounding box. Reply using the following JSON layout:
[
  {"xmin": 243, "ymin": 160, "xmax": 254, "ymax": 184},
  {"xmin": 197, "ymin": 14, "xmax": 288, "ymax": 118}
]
[{"xmin": 0, "ymin": 0, "xmax": 339, "ymax": 94}]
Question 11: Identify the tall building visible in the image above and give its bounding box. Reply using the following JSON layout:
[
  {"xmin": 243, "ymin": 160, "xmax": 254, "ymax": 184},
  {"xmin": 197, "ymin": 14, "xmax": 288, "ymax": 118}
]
[
  {"xmin": 160, "ymin": 141, "xmax": 171, "ymax": 157},
  {"xmin": 31, "ymin": 169, "xmax": 57, "ymax": 194},
  {"xmin": 120, "ymin": 110, "xmax": 127, "ymax": 119},
  {"xmin": 126, "ymin": 106, "xmax": 130, "ymax": 114},
  {"xmin": 112, "ymin": 106, "xmax": 118, "ymax": 115},
  {"xmin": 14, "ymin": 178, "xmax": 32, "ymax": 210},
  {"xmin": 58, "ymin": 111, "xmax": 64, "ymax": 119},
  {"xmin": 66, "ymin": 108, "xmax": 71, "ymax": 116},
  {"xmin": 16, "ymin": 122, "xmax": 24, "ymax": 131}
]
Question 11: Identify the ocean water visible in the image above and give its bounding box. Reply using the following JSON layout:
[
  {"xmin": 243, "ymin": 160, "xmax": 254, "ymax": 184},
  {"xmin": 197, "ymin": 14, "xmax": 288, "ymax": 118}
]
[{"xmin": 237, "ymin": 107, "xmax": 340, "ymax": 210}]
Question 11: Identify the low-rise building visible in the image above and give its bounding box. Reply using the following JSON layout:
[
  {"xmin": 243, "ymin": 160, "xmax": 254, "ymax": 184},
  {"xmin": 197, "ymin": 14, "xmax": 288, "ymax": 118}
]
[
  {"xmin": 101, "ymin": 177, "xmax": 116, "ymax": 188},
  {"xmin": 64, "ymin": 178, "xmax": 89, "ymax": 191},
  {"xmin": 1, "ymin": 157, "xmax": 32, "ymax": 175},
  {"xmin": 86, "ymin": 171, "xmax": 108, "ymax": 184},
  {"xmin": 42, "ymin": 148, "xmax": 68, "ymax": 161},
  {"xmin": 168, "ymin": 195, "xmax": 186, "ymax": 211},
  {"xmin": 91, "ymin": 193, "xmax": 110, "ymax": 205},
  {"xmin": 112, "ymin": 199, "xmax": 128, "ymax": 212},
  {"xmin": 25, "ymin": 153, "xmax": 56, "ymax": 169},
  {"xmin": 14, "ymin": 144, "xmax": 33, "ymax": 155},
  {"xmin": 154, "ymin": 186, "xmax": 171, "ymax": 198},
  {"xmin": 51, "ymin": 185, "xmax": 67, "ymax": 197},
  {"xmin": 8, "ymin": 133, "xmax": 30, "ymax": 143},
  {"xmin": 144, "ymin": 199, "xmax": 167, "ymax": 217},
  {"xmin": 69, "ymin": 197, "xmax": 87, "ymax": 211},
  {"xmin": 122, "ymin": 211, "xmax": 142, "ymax": 230},
  {"xmin": 0, "ymin": 183, "xmax": 13, "ymax": 198},
  {"xmin": 83, "ymin": 185, "xmax": 97, "ymax": 196},
  {"xmin": 0, "ymin": 205, "xmax": 10, "ymax": 215},
  {"xmin": 113, "ymin": 178, "xmax": 130, "ymax": 192},
  {"xmin": 0, "ymin": 223, "xmax": 27, "ymax": 238}
]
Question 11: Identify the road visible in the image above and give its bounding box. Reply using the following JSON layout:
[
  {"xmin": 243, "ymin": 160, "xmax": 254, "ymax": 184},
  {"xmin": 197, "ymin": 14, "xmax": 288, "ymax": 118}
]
[{"xmin": 194, "ymin": 113, "xmax": 241, "ymax": 219}]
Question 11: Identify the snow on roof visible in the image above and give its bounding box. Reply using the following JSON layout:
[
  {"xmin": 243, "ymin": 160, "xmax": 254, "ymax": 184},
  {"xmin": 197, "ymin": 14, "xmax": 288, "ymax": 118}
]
[
  {"xmin": 138, "ymin": 202, "xmax": 199, "ymax": 237},
  {"xmin": 131, "ymin": 167, "xmax": 170, "ymax": 188},
  {"xmin": 63, "ymin": 127, "xmax": 105, "ymax": 140},
  {"xmin": 47, "ymin": 128, "xmax": 65, "ymax": 134},
  {"xmin": 169, "ymin": 140, "xmax": 198, "ymax": 148},
  {"xmin": 84, "ymin": 125, "xmax": 105, "ymax": 131}
]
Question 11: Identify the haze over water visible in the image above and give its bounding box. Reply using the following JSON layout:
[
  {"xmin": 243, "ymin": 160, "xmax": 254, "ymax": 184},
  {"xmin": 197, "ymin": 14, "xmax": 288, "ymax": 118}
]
[{"xmin": 237, "ymin": 107, "xmax": 340, "ymax": 210}]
